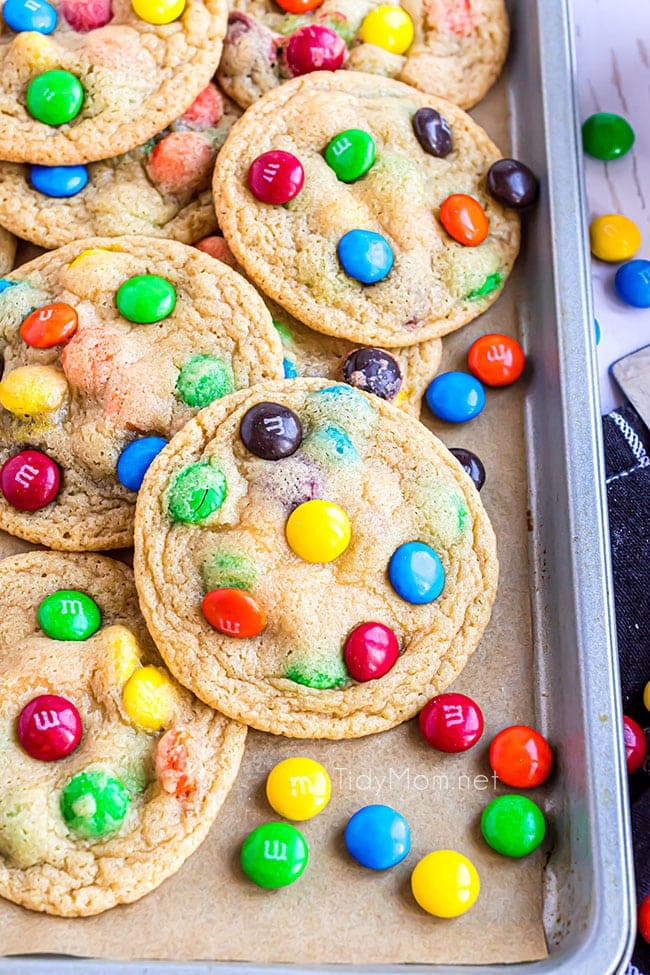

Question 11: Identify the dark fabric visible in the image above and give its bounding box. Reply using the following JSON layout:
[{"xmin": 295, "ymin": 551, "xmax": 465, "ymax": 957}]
[{"xmin": 602, "ymin": 406, "xmax": 650, "ymax": 973}]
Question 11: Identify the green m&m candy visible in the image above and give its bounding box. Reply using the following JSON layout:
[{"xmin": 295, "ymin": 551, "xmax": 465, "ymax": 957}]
[
  {"xmin": 480, "ymin": 794, "xmax": 546, "ymax": 858},
  {"xmin": 241, "ymin": 822, "xmax": 308, "ymax": 889},
  {"xmin": 61, "ymin": 770, "xmax": 130, "ymax": 839},
  {"xmin": 26, "ymin": 70, "xmax": 84, "ymax": 126},
  {"xmin": 167, "ymin": 459, "xmax": 227, "ymax": 523},
  {"xmin": 325, "ymin": 129, "xmax": 376, "ymax": 183},
  {"xmin": 582, "ymin": 112, "xmax": 635, "ymax": 161},
  {"xmin": 37, "ymin": 589, "xmax": 101, "ymax": 641},
  {"xmin": 176, "ymin": 354, "xmax": 234, "ymax": 409},
  {"xmin": 116, "ymin": 274, "xmax": 176, "ymax": 324}
]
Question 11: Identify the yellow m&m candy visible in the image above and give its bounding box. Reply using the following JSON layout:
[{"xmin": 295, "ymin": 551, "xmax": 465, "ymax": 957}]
[
  {"xmin": 286, "ymin": 499, "xmax": 351, "ymax": 563},
  {"xmin": 0, "ymin": 365, "xmax": 68, "ymax": 416},
  {"xmin": 131, "ymin": 0, "xmax": 186, "ymax": 24},
  {"xmin": 411, "ymin": 850, "xmax": 480, "ymax": 918},
  {"xmin": 266, "ymin": 757, "xmax": 331, "ymax": 821},
  {"xmin": 122, "ymin": 665, "xmax": 176, "ymax": 732},
  {"xmin": 644, "ymin": 681, "xmax": 650, "ymax": 712},
  {"xmin": 104, "ymin": 625, "xmax": 142, "ymax": 682},
  {"xmin": 589, "ymin": 214, "xmax": 641, "ymax": 262},
  {"xmin": 359, "ymin": 5, "xmax": 414, "ymax": 55}
]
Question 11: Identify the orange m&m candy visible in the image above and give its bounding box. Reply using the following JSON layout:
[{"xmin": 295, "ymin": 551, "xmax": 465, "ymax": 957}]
[
  {"xmin": 467, "ymin": 333, "xmax": 525, "ymax": 387},
  {"xmin": 275, "ymin": 0, "xmax": 323, "ymax": 11},
  {"xmin": 439, "ymin": 193, "xmax": 489, "ymax": 246},
  {"xmin": 202, "ymin": 588, "xmax": 266, "ymax": 638},
  {"xmin": 489, "ymin": 725, "xmax": 553, "ymax": 788},
  {"xmin": 20, "ymin": 303, "xmax": 78, "ymax": 349}
]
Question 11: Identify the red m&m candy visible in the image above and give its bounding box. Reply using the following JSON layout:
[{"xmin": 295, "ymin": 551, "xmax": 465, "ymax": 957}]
[
  {"xmin": 623, "ymin": 714, "xmax": 647, "ymax": 774},
  {"xmin": 0, "ymin": 449, "xmax": 61, "ymax": 511},
  {"xmin": 276, "ymin": 0, "xmax": 323, "ymax": 11},
  {"xmin": 419, "ymin": 693, "xmax": 484, "ymax": 752},
  {"xmin": 467, "ymin": 333, "xmax": 525, "ymax": 387},
  {"xmin": 283, "ymin": 24, "xmax": 346, "ymax": 77},
  {"xmin": 489, "ymin": 725, "xmax": 553, "ymax": 788},
  {"xmin": 248, "ymin": 150, "xmax": 304, "ymax": 205},
  {"xmin": 439, "ymin": 193, "xmax": 489, "ymax": 246},
  {"xmin": 17, "ymin": 694, "xmax": 82, "ymax": 761},
  {"xmin": 20, "ymin": 303, "xmax": 78, "ymax": 349},
  {"xmin": 344, "ymin": 621, "xmax": 399, "ymax": 682},
  {"xmin": 202, "ymin": 587, "xmax": 266, "ymax": 638},
  {"xmin": 639, "ymin": 892, "xmax": 650, "ymax": 944}
]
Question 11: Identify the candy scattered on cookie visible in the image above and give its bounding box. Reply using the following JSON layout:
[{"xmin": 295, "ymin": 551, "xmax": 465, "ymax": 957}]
[{"xmin": 0, "ymin": 552, "xmax": 246, "ymax": 916}]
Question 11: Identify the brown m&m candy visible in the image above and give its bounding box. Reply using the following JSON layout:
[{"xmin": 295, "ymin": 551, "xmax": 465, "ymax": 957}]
[{"xmin": 240, "ymin": 402, "xmax": 303, "ymax": 459}]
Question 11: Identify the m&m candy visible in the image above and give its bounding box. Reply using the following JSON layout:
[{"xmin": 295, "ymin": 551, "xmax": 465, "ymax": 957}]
[
  {"xmin": 176, "ymin": 354, "xmax": 234, "ymax": 408},
  {"xmin": 425, "ymin": 371, "xmax": 486, "ymax": 423},
  {"xmin": 0, "ymin": 449, "xmax": 60, "ymax": 511},
  {"xmin": 639, "ymin": 893, "xmax": 650, "ymax": 945},
  {"xmin": 388, "ymin": 541, "xmax": 445, "ymax": 604},
  {"xmin": 411, "ymin": 850, "xmax": 480, "ymax": 918},
  {"xmin": 38, "ymin": 589, "xmax": 101, "ymax": 641},
  {"xmin": 359, "ymin": 5, "xmax": 414, "ymax": 55},
  {"xmin": 467, "ymin": 333, "xmax": 525, "ymax": 387},
  {"xmin": 131, "ymin": 0, "xmax": 185, "ymax": 23},
  {"xmin": 412, "ymin": 108, "xmax": 453, "ymax": 158},
  {"xmin": 644, "ymin": 681, "xmax": 650, "ymax": 712},
  {"xmin": 419, "ymin": 693, "xmax": 484, "ymax": 752},
  {"xmin": 286, "ymin": 499, "xmax": 351, "ymax": 562},
  {"xmin": 344, "ymin": 622, "xmax": 399, "ymax": 681},
  {"xmin": 489, "ymin": 725, "xmax": 553, "ymax": 788},
  {"xmin": 60, "ymin": 0, "xmax": 113, "ymax": 30},
  {"xmin": 341, "ymin": 348, "xmax": 402, "ymax": 400},
  {"xmin": 582, "ymin": 112, "xmax": 635, "ymax": 160},
  {"xmin": 26, "ymin": 71, "xmax": 84, "ymax": 126},
  {"xmin": 283, "ymin": 24, "xmax": 346, "ymax": 77},
  {"xmin": 240, "ymin": 402, "xmax": 303, "ymax": 459},
  {"xmin": 20, "ymin": 303, "xmax": 78, "ymax": 348},
  {"xmin": 623, "ymin": 715, "xmax": 647, "ymax": 774},
  {"xmin": 61, "ymin": 770, "xmax": 130, "ymax": 839},
  {"xmin": 116, "ymin": 437, "xmax": 167, "ymax": 492},
  {"xmin": 3, "ymin": 0, "xmax": 57, "ymax": 33},
  {"xmin": 276, "ymin": 0, "xmax": 323, "ymax": 11},
  {"xmin": 248, "ymin": 150, "xmax": 304, "ymax": 205},
  {"xmin": 202, "ymin": 588, "xmax": 266, "ymax": 638},
  {"xmin": 337, "ymin": 229, "xmax": 394, "ymax": 284},
  {"xmin": 0, "ymin": 365, "xmax": 68, "ymax": 416},
  {"xmin": 345, "ymin": 804, "xmax": 411, "ymax": 870},
  {"xmin": 589, "ymin": 214, "xmax": 641, "ymax": 262},
  {"xmin": 449, "ymin": 448, "xmax": 486, "ymax": 491},
  {"xmin": 486, "ymin": 159, "xmax": 539, "ymax": 208},
  {"xmin": 614, "ymin": 260, "xmax": 650, "ymax": 309},
  {"xmin": 116, "ymin": 274, "xmax": 177, "ymax": 323},
  {"xmin": 240, "ymin": 822, "xmax": 309, "ymax": 889},
  {"xmin": 122, "ymin": 666, "xmax": 176, "ymax": 732},
  {"xmin": 481, "ymin": 795, "xmax": 546, "ymax": 858},
  {"xmin": 17, "ymin": 694, "xmax": 82, "ymax": 762},
  {"xmin": 167, "ymin": 460, "xmax": 227, "ymax": 523},
  {"xmin": 325, "ymin": 129, "xmax": 376, "ymax": 183},
  {"xmin": 439, "ymin": 194, "xmax": 489, "ymax": 246},
  {"xmin": 266, "ymin": 757, "xmax": 331, "ymax": 820},
  {"xmin": 29, "ymin": 165, "xmax": 89, "ymax": 198}
]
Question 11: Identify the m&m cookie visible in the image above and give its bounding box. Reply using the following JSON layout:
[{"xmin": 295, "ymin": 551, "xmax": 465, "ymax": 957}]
[
  {"xmin": 0, "ymin": 236, "xmax": 283, "ymax": 550},
  {"xmin": 218, "ymin": 0, "xmax": 508, "ymax": 111},
  {"xmin": 0, "ymin": 552, "xmax": 246, "ymax": 916},
  {"xmin": 214, "ymin": 72, "xmax": 521, "ymax": 348},
  {"xmin": 134, "ymin": 378, "xmax": 498, "ymax": 738},
  {"xmin": 0, "ymin": 228, "xmax": 16, "ymax": 275},
  {"xmin": 0, "ymin": 0, "xmax": 228, "ymax": 165},
  {"xmin": 0, "ymin": 83, "xmax": 241, "ymax": 248}
]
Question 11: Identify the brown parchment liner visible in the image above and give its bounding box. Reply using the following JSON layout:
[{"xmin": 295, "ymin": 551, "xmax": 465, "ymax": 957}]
[{"xmin": 0, "ymin": 70, "xmax": 548, "ymax": 965}]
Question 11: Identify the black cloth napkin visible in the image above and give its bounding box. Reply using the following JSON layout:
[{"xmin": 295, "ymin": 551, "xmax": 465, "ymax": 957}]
[{"xmin": 602, "ymin": 406, "xmax": 650, "ymax": 974}]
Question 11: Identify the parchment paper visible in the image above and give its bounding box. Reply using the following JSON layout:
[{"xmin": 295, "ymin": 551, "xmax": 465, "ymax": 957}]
[{"xmin": 0, "ymin": 70, "xmax": 549, "ymax": 965}]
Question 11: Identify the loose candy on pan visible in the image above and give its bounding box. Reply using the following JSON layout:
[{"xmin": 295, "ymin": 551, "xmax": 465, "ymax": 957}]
[
  {"xmin": 241, "ymin": 822, "xmax": 309, "ymax": 889},
  {"xmin": 481, "ymin": 794, "xmax": 546, "ymax": 858},
  {"xmin": 487, "ymin": 159, "xmax": 539, "ymax": 208},
  {"xmin": 345, "ymin": 804, "xmax": 411, "ymax": 869},
  {"xmin": 266, "ymin": 757, "xmax": 331, "ymax": 820},
  {"xmin": 0, "ymin": 449, "xmax": 61, "ymax": 511},
  {"xmin": 589, "ymin": 214, "xmax": 641, "ymax": 263},
  {"xmin": 411, "ymin": 850, "xmax": 480, "ymax": 918},
  {"xmin": 467, "ymin": 333, "xmax": 525, "ymax": 387},
  {"xmin": 26, "ymin": 71, "xmax": 84, "ymax": 126},
  {"xmin": 425, "ymin": 371, "xmax": 485, "ymax": 423},
  {"xmin": 419, "ymin": 693, "xmax": 484, "ymax": 752},
  {"xmin": 489, "ymin": 725, "xmax": 553, "ymax": 788},
  {"xmin": 29, "ymin": 165, "xmax": 89, "ymax": 198},
  {"xmin": 582, "ymin": 112, "xmax": 635, "ymax": 160},
  {"xmin": 614, "ymin": 260, "xmax": 650, "ymax": 308},
  {"xmin": 17, "ymin": 695, "xmax": 82, "ymax": 762},
  {"xmin": 449, "ymin": 448, "xmax": 486, "ymax": 491}
]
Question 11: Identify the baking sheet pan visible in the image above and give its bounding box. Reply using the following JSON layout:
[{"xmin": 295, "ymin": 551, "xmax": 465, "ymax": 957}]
[{"xmin": 0, "ymin": 0, "xmax": 635, "ymax": 971}]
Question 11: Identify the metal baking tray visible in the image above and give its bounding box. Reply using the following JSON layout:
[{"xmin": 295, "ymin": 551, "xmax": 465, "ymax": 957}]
[{"xmin": 2, "ymin": 0, "xmax": 635, "ymax": 971}]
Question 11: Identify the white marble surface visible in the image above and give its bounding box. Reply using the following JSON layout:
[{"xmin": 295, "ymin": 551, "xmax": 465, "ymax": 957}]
[{"xmin": 573, "ymin": 0, "xmax": 650, "ymax": 413}]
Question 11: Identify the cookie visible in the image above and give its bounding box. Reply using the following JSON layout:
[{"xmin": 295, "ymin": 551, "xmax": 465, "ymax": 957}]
[
  {"xmin": 134, "ymin": 378, "xmax": 498, "ymax": 739},
  {"xmin": 0, "ymin": 83, "xmax": 241, "ymax": 248},
  {"xmin": 0, "ymin": 236, "xmax": 283, "ymax": 551},
  {"xmin": 217, "ymin": 0, "xmax": 508, "ymax": 111},
  {"xmin": 0, "ymin": 227, "xmax": 16, "ymax": 275},
  {"xmin": 0, "ymin": 551, "xmax": 247, "ymax": 916},
  {"xmin": 0, "ymin": 0, "xmax": 228, "ymax": 165},
  {"xmin": 214, "ymin": 71, "xmax": 521, "ymax": 348}
]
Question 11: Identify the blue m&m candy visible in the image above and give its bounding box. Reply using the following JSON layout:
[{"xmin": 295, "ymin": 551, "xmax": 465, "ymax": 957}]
[
  {"xmin": 29, "ymin": 165, "xmax": 89, "ymax": 199},
  {"xmin": 0, "ymin": 280, "xmax": 17, "ymax": 295},
  {"xmin": 425, "ymin": 371, "xmax": 485, "ymax": 423},
  {"xmin": 337, "ymin": 229, "xmax": 394, "ymax": 284},
  {"xmin": 3, "ymin": 0, "xmax": 57, "ymax": 33},
  {"xmin": 345, "ymin": 804, "xmax": 411, "ymax": 870},
  {"xmin": 594, "ymin": 319, "xmax": 601, "ymax": 344},
  {"xmin": 388, "ymin": 541, "xmax": 445, "ymax": 604},
  {"xmin": 116, "ymin": 437, "xmax": 167, "ymax": 492},
  {"xmin": 283, "ymin": 357, "xmax": 298, "ymax": 378},
  {"xmin": 614, "ymin": 259, "xmax": 650, "ymax": 308}
]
